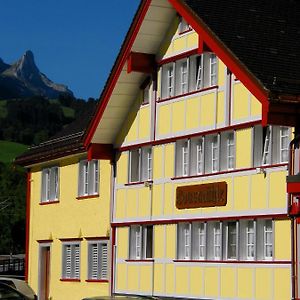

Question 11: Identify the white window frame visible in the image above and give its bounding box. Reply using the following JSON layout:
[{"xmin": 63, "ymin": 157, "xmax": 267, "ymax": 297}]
[
  {"xmin": 182, "ymin": 140, "xmax": 190, "ymax": 176},
  {"xmin": 196, "ymin": 137, "xmax": 204, "ymax": 175},
  {"xmin": 246, "ymin": 220, "xmax": 256, "ymax": 260},
  {"xmin": 128, "ymin": 147, "xmax": 152, "ymax": 183},
  {"xmin": 129, "ymin": 225, "xmax": 153, "ymax": 260},
  {"xmin": 212, "ymin": 135, "xmax": 219, "ymax": 173},
  {"xmin": 279, "ymin": 127, "xmax": 289, "ymax": 163},
  {"xmin": 264, "ymin": 220, "xmax": 273, "ymax": 260},
  {"xmin": 87, "ymin": 240, "xmax": 108, "ymax": 280},
  {"xmin": 167, "ymin": 64, "xmax": 175, "ymax": 98},
  {"xmin": 213, "ymin": 222, "xmax": 222, "ymax": 260},
  {"xmin": 180, "ymin": 59, "xmax": 189, "ymax": 94},
  {"xmin": 209, "ymin": 54, "xmax": 218, "ymax": 86},
  {"xmin": 262, "ymin": 126, "xmax": 272, "ymax": 165},
  {"xmin": 227, "ymin": 132, "xmax": 235, "ymax": 170},
  {"xmin": 78, "ymin": 159, "xmax": 99, "ymax": 197},
  {"xmin": 62, "ymin": 242, "xmax": 80, "ymax": 280},
  {"xmin": 195, "ymin": 55, "xmax": 204, "ymax": 90},
  {"xmin": 41, "ymin": 166, "xmax": 59, "ymax": 202}
]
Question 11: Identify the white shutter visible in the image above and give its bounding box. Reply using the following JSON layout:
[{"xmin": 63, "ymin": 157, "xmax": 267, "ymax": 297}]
[
  {"xmin": 88, "ymin": 160, "xmax": 94, "ymax": 195},
  {"xmin": 94, "ymin": 160, "xmax": 99, "ymax": 194},
  {"xmin": 262, "ymin": 126, "xmax": 272, "ymax": 165},
  {"xmin": 78, "ymin": 161, "xmax": 84, "ymax": 196},
  {"xmin": 64, "ymin": 245, "xmax": 72, "ymax": 278},
  {"xmin": 49, "ymin": 167, "xmax": 58, "ymax": 200},
  {"xmin": 74, "ymin": 244, "xmax": 80, "ymax": 279},
  {"xmin": 100, "ymin": 243, "xmax": 108, "ymax": 279},
  {"xmin": 91, "ymin": 243, "xmax": 98, "ymax": 279}
]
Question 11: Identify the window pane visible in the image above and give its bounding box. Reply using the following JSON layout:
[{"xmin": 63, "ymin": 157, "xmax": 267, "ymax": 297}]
[
  {"xmin": 227, "ymin": 222, "xmax": 237, "ymax": 259},
  {"xmin": 130, "ymin": 149, "xmax": 140, "ymax": 182},
  {"xmin": 145, "ymin": 226, "xmax": 153, "ymax": 258}
]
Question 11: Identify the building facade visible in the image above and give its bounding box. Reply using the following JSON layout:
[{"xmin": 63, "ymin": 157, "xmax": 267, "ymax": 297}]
[{"xmin": 17, "ymin": 0, "xmax": 300, "ymax": 299}]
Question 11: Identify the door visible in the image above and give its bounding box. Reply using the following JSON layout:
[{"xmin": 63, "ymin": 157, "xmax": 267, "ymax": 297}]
[{"xmin": 39, "ymin": 245, "xmax": 51, "ymax": 300}]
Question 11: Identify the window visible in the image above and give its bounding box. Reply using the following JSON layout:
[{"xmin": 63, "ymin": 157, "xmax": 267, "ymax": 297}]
[
  {"xmin": 211, "ymin": 135, "xmax": 219, "ymax": 172},
  {"xmin": 280, "ymin": 127, "xmax": 289, "ymax": 163},
  {"xmin": 177, "ymin": 219, "xmax": 273, "ymax": 262},
  {"xmin": 175, "ymin": 131, "xmax": 235, "ymax": 177},
  {"xmin": 179, "ymin": 17, "xmax": 191, "ymax": 33},
  {"xmin": 88, "ymin": 240, "xmax": 108, "ymax": 280},
  {"xmin": 129, "ymin": 147, "xmax": 152, "ymax": 183},
  {"xmin": 78, "ymin": 160, "xmax": 99, "ymax": 196},
  {"xmin": 142, "ymin": 81, "xmax": 151, "ymax": 105},
  {"xmin": 129, "ymin": 225, "xmax": 153, "ymax": 259},
  {"xmin": 62, "ymin": 243, "xmax": 80, "ymax": 279},
  {"xmin": 210, "ymin": 54, "xmax": 218, "ymax": 86},
  {"xmin": 161, "ymin": 54, "xmax": 218, "ymax": 99},
  {"xmin": 264, "ymin": 220, "xmax": 273, "ymax": 260},
  {"xmin": 246, "ymin": 220, "xmax": 255, "ymax": 260},
  {"xmin": 226, "ymin": 222, "xmax": 238, "ymax": 259},
  {"xmin": 41, "ymin": 166, "xmax": 59, "ymax": 202},
  {"xmin": 253, "ymin": 125, "xmax": 290, "ymax": 166}
]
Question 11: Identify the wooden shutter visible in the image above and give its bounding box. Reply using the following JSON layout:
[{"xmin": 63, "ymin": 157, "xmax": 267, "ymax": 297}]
[
  {"xmin": 74, "ymin": 244, "xmax": 80, "ymax": 279},
  {"xmin": 64, "ymin": 245, "xmax": 72, "ymax": 278}
]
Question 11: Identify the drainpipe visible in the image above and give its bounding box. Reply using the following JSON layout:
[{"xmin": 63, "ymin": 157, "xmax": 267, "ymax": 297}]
[{"xmin": 289, "ymin": 134, "xmax": 300, "ymax": 300}]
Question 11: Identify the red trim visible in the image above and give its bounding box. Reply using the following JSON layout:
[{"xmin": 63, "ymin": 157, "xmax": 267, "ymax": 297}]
[
  {"xmin": 125, "ymin": 259, "xmax": 155, "ymax": 262},
  {"xmin": 60, "ymin": 279, "xmax": 81, "ymax": 282},
  {"xmin": 110, "ymin": 226, "xmax": 116, "ymax": 295},
  {"xmin": 85, "ymin": 236, "xmax": 109, "ymax": 241},
  {"xmin": 59, "ymin": 238, "xmax": 83, "ymax": 242},
  {"xmin": 287, "ymin": 182, "xmax": 300, "ymax": 194},
  {"xmin": 112, "ymin": 214, "xmax": 289, "ymax": 227},
  {"xmin": 158, "ymin": 48, "xmax": 198, "ymax": 66},
  {"xmin": 178, "ymin": 28, "xmax": 193, "ymax": 35},
  {"xmin": 76, "ymin": 194, "xmax": 99, "ymax": 200},
  {"xmin": 84, "ymin": 0, "xmax": 152, "ymax": 147},
  {"xmin": 37, "ymin": 239, "xmax": 53, "ymax": 243},
  {"xmin": 157, "ymin": 85, "xmax": 218, "ymax": 103},
  {"xmin": 25, "ymin": 172, "xmax": 31, "ymax": 283},
  {"xmin": 118, "ymin": 120, "xmax": 261, "ymax": 152},
  {"xmin": 127, "ymin": 52, "xmax": 156, "ymax": 74},
  {"xmin": 87, "ymin": 143, "xmax": 114, "ymax": 160},
  {"xmin": 125, "ymin": 180, "xmax": 153, "ymax": 186},
  {"xmin": 85, "ymin": 279, "xmax": 109, "ymax": 283},
  {"xmin": 173, "ymin": 259, "xmax": 291, "ymax": 264},
  {"xmin": 168, "ymin": 0, "xmax": 269, "ymax": 107},
  {"xmin": 39, "ymin": 200, "xmax": 59, "ymax": 205},
  {"xmin": 171, "ymin": 163, "xmax": 288, "ymax": 181}
]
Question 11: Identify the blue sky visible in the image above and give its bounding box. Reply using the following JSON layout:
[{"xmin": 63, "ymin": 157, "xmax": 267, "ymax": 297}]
[{"xmin": 0, "ymin": 0, "xmax": 140, "ymax": 99}]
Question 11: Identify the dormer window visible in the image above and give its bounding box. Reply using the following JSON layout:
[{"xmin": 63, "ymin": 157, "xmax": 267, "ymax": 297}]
[{"xmin": 179, "ymin": 17, "xmax": 191, "ymax": 34}]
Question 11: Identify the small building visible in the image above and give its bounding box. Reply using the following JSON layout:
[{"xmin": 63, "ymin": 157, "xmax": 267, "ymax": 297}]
[{"xmin": 17, "ymin": 0, "xmax": 300, "ymax": 299}]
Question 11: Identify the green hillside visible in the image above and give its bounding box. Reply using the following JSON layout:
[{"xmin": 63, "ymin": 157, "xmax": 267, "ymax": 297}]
[
  {"xmin": 0, "ymin": 140, "xmax": 28, "ymax": 164},
  {"xmin": 0, "ymin": 100, "xmax": 7, "ymax": 118}
]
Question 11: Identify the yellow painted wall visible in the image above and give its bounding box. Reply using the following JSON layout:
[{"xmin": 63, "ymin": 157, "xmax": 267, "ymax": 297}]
[
  {"xmin": 235, "ymin": 128, "xmax": 252, "ymax": 168},
  {"xmin": 28, "ymin": 156, "xmax": 111, "ymax": 300}
]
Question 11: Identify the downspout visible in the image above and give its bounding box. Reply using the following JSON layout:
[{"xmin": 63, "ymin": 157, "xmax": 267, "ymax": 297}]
[
  {"xmin": 25, "ymin": 171, "xmax": 31, "ymax": 283},
  {"xmin": 110, "ymin": 153, "xmax": 116, "ymax": 295},
  {"xmin": 289, "ymin": 134, "xmax": 300, "ymax": 300}
]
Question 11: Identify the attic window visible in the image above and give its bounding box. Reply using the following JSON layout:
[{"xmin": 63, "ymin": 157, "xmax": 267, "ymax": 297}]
[
  {"xmin": 179, "ymin": 17, "xmax": 192, "ymax": 34},
  {"xmin": 141, "ymin": 77, "xmax": 151, "ymax": 105}
]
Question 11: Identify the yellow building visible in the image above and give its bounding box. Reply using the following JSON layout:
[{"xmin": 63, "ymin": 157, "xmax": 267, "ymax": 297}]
[
  {"xmin": 16, "ymin": 114, "xmax": 114, "ymax": 300},
  {"xmin": 17, "ymin": 0, "xmax": 300, "ymax": 300}
]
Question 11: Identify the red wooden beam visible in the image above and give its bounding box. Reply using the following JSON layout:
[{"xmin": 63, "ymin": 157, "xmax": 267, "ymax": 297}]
[
  {"xmin": 87, "ymin": 143, "xmax": 114, "ymax": 160},
  {"xmin": 127, "ymin": 51, "xmax": 156, "ymax": 74}
]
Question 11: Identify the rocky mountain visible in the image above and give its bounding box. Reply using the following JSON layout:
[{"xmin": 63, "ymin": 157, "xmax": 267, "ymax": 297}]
[{"xmin": 0, "ymin": 51, "xmax": 73, "ymax": 99}]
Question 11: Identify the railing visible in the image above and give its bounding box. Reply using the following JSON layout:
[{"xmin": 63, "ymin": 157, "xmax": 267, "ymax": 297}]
[{"xmin": 0, "ymin": 258, "xmax": 25, "ymax": 277}]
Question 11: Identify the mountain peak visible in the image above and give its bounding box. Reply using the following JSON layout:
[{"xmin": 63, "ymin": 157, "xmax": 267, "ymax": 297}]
[{"xmin": 0, "ymin": 51, "xmax": 73, "ymax": 99}]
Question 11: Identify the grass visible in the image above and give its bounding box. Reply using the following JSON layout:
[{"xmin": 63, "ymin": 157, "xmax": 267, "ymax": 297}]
[
  {"xmin": 0, "ymin": 140, "xmax": 28, "ymax": 164},
  {"xmin": 61, "ymin": 106, "xmax": 75, "ymax": 118}
]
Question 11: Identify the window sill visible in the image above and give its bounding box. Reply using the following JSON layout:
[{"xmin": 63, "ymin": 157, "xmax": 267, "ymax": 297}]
[
  {"xmin": 85, "ymin": 279, "xmax": 109, "ymax": 283},
  {"xmin": 173, "ymin": 259, "xmax": 290, "ymax": 264},
  {"xmin": 125, "ymin": 180, "xmax": 153, "ymax": 186},
  {"xmin": 157, "ymin": 85, "xmax": 218, "ymax": 103},
  {"xmin": 39, "ymin": 200, "xmax": 59, "ymax": 205},
  {"xmin": 76, "ymin": 194, "xmax": 99, "ymax": 200},
  {"xmin": 178, "ymin": 28, "xmax": 193, "ymax": 35},
  {"xmin": 125, "ymin": 259, "xmax": 155, "ymax": 262},
  {"xmin": 171, "ymin": 163, "xmax": 288, "ymax": 181},
  {"xmin": 60, "ymin": 278, "xmax": 81, "ymax": 282}
]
